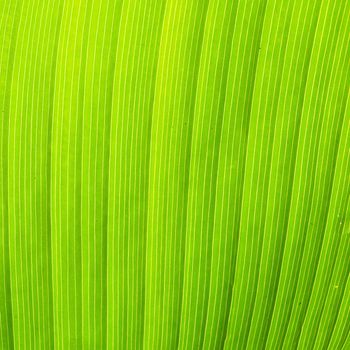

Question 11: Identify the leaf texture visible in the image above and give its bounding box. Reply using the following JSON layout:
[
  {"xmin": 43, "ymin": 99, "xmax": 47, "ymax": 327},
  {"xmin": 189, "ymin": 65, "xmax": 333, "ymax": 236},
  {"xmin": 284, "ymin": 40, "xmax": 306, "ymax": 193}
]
[{"xmin": 0, "ymin": 0, "xmax": 349, "ymax": 349}]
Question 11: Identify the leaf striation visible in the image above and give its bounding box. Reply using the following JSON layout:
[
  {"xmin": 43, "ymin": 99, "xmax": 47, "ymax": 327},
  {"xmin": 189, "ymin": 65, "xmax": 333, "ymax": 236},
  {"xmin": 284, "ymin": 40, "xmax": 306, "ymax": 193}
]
[{"xmin": 0, "ymin": 0, "xmax": 349, "ymax": 348}]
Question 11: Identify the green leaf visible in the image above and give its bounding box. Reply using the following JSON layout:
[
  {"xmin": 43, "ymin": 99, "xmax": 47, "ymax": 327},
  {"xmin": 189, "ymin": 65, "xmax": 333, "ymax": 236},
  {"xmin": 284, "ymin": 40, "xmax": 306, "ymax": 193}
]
[{"xmin": 1, "ymin": 0, "xmax": 349, "ymax": 348}]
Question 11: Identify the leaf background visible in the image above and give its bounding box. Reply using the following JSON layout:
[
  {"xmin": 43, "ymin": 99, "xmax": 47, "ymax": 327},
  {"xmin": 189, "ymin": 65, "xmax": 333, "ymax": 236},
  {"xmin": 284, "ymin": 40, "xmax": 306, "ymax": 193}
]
[{"xmin": 0, "ymin": 0, "xmax": 349, "ymax": 349}]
